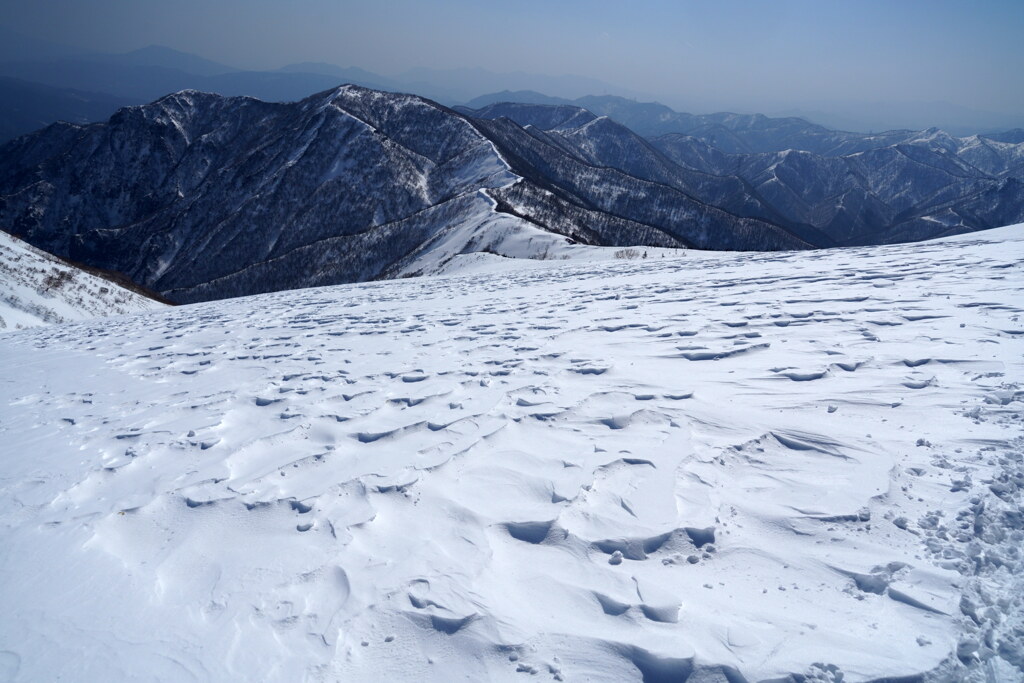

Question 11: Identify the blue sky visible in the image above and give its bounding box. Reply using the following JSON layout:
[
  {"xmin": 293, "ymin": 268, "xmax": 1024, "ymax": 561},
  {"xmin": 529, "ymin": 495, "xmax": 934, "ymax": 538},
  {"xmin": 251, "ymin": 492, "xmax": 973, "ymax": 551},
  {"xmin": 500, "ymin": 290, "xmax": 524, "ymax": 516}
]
[{"xmin": 2, "ymin": 0, "xmax": 1022, "ymax": 116}]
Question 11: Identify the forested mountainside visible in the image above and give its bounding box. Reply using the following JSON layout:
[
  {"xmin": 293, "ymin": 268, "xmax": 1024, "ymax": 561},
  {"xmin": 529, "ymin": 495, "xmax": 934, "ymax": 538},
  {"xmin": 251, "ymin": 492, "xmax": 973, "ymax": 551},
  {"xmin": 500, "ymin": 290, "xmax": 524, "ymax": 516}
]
[
  {"xmin": 461, "ymin": 101, "xmax": 1024, "ymax": 247},
  {"xmin": 0, "ymin": 86, "xmax": 805, "ymax": 303}
]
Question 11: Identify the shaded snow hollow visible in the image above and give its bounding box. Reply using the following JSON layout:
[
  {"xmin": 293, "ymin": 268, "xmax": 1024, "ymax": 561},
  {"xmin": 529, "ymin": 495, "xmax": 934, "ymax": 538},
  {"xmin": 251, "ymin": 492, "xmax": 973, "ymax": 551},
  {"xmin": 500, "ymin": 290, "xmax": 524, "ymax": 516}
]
[{"xmin": 0, "ymin": 225, "xmax": 1022, "ymax": 682}]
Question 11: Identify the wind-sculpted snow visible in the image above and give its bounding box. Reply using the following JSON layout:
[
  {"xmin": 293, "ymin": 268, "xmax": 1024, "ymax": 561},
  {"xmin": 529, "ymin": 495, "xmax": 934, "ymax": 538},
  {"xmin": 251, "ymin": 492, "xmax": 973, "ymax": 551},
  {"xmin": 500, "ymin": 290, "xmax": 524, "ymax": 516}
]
[{"xmin": 0, "ymin": 226, "xmax": 1022, "ymax": 681}]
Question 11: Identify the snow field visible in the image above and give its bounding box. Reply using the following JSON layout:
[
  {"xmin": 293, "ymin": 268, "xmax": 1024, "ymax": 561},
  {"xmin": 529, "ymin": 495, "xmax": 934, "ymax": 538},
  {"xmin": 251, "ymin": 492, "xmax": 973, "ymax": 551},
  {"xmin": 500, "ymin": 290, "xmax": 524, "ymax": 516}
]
[{"xmin": 0, "ymin": 225, "xmax": 1022, "ymax": 681}]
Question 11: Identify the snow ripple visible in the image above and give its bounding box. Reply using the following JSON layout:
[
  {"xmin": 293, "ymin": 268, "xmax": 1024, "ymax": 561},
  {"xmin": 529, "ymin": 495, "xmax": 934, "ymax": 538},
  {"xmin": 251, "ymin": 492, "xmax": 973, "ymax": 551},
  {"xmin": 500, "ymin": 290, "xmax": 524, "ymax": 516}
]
[{"xmin": 0, "ymin": 226, "xmax": 1022, "ymax": 681}]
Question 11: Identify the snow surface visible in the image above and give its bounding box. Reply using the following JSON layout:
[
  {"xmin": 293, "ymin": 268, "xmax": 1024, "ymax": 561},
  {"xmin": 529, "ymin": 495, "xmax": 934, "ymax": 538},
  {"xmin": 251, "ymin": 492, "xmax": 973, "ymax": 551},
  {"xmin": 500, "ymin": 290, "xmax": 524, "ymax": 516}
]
[
  {"xmin": 0, "ymin": 231, "xmax": 165, "ymax": 330},
  {"xmin": 0, "ymin": 225, "xmax": 1022, "ymax": 682},
  {"xmin": 391, "ymin": 189, "xmax": 684, "ymax": 280}
]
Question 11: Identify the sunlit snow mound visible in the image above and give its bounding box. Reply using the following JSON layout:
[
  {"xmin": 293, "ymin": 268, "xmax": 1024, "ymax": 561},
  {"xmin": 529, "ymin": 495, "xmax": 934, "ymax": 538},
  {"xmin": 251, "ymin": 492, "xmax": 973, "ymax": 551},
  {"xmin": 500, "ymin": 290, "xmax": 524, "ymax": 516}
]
[
  {"xmin": 0, "ymin": 231, "xmax": 165, "ymax": 329},
  {"xmin": 1, "ymin": 225, "xmax": 1022, "ymax": 682}
]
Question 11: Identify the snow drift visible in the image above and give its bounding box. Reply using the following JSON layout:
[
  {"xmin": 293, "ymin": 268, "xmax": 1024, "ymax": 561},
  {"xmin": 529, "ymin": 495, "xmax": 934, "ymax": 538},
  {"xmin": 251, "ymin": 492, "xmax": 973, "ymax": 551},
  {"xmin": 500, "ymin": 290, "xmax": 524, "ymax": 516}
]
[{"xmin": 0, "ymin": 225, "xmax": 1021, "ymax": 681}]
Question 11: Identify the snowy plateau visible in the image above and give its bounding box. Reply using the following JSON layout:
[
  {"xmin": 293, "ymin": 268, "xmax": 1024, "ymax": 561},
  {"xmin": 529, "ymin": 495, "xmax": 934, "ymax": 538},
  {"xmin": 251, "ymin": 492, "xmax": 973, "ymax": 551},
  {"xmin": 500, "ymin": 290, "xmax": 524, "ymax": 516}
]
[{"xmin": 0, "ymin": 225, "xmax": 1023, "ymax": 682}]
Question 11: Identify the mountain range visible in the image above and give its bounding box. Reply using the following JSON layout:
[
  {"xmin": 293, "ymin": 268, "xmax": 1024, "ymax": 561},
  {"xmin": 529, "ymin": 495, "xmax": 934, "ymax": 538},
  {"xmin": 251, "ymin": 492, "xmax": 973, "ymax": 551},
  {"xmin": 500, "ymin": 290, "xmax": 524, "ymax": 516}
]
[
  {"xmin": 0, "ymin": 36, "xmax": 1022, "ymax": 304},
  {"xmin": 460, "ymin": 100, "xmax": 1024, "ymax": 246},
  {"xmin": 461, "ymin": 92, "xmax": 1013, "ymax": 155},
  {"xmin": 0, "ymin": 42, "xmax": 640, "ymax": 142},
  {"xmin": 0, "ymin": 86, "xmax": 814, "ymax": 304},
  {"xmin": 2, "ymin": 84, "xmax": 1022, "ymax": 305},
  {"xmin": 1, "ymin": 30, "xmax": 1023, "ymax": 683}
]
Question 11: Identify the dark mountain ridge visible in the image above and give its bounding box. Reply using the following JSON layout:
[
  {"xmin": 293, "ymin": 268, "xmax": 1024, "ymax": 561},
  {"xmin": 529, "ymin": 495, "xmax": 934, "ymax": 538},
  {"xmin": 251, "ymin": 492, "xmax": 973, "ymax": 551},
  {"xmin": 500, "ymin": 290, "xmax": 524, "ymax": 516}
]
[
  {"xmin": 0, "ymin": 86, "xmax": 806, "ymax": 304},
  {"xmin": 459, "ymin": 100, "xmax": 1024, "ymax": 246},
  {"xmin": 3, "ymin": 85, "xmax": 1020, "ymax": 306}
]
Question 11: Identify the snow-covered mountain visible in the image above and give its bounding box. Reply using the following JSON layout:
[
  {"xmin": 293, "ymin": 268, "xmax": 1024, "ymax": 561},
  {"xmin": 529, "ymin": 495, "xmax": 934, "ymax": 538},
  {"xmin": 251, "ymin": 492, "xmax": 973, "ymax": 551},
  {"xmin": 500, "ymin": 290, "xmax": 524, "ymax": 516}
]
[
  {"xmin": 653, "ymin": 130, "xmax": 1024, "ymax": 245},
  {"xmin": 462, "ymin": 101, "xmax": 1024, "ymax": 246},
  {"xmin": 0, "ymin": 230, "xmax": 165, "ymax": 330},
  {"xmin": 0, "ymin": 86, "xmax": 805, "ymax": 304},
  {"xmin": 0, "ymin": 225, "xmax": 1021, "ymax": 681},
  {"xmin": 3, "ymin": 85, "xmax": 1022, "ymax": 306}
]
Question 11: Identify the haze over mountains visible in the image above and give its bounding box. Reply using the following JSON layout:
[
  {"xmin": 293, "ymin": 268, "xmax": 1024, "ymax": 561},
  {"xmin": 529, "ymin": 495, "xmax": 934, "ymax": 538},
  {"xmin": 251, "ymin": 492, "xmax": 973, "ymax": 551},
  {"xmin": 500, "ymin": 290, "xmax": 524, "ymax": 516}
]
[
  {"xmin": 0, "ymin": 28, "xmax": 1022, "ymax": 306},
  {"xmin": 0, "ymin": 35, "xmax": 649, "ymax": 142},
  {"xmin": 1, "ymin": 28, "xmax": 1023, "ymax": 142}
]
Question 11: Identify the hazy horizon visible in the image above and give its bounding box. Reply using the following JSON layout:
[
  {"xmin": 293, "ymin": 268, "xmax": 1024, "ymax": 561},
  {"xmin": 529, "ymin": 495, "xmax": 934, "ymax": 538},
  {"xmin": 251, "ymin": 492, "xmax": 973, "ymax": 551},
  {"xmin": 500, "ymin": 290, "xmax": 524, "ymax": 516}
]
[{"xmin": 1, "ymin": 0, "xmax": 1022, "ymax": 131}]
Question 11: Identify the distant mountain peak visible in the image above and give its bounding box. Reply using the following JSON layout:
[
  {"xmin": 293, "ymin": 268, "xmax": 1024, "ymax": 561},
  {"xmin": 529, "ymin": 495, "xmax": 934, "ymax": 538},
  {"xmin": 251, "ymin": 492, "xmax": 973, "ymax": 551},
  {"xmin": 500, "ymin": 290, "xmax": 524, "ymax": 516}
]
[
  {"xmin": 82, "ymin": 45, "xmax": 238, "ymax": 77},
  {"xmin": 2, "ymin": 85, "xmax": 1022, "ymax": 310},
  {"xmin": 462, "ymin": 90, "xmax": 574, "ymax": 109},
  {"xmin": 129, "ymin": 45, "xmax": 198, "ymax": 57}
]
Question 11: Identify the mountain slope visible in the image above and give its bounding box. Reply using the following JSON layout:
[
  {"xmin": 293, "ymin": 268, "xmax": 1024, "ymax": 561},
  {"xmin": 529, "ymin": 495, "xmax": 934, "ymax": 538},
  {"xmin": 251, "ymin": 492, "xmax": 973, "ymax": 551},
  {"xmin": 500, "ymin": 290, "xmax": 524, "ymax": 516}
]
[
  {"xmin": 0, "ymin": 230, "xmax": 165, "ymax": 329},
  {"xmin": 463, "ymin": 90, "xmax": 575, "ymax": 109},
  {"xmin": 0, "ymin": 86, "xmax": 807, "ymax": 304},
  {"xmin": 461, "ymin": 101, "xmax": 1024, "ymax": 245},
  {"xmin": 395, "ymin": 66, "xmax": 637, "ymax": 105},
  {"xmin": 474, "ymin": 116, "xmax": 810, "ymax": 250},
  {"xmin": 0, "ymin": 225, "xmax": 1021, "ymax": 681},
  {"xmin": 652, "ymin": 131, "xmax": 1024, "ymax": 245}
]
